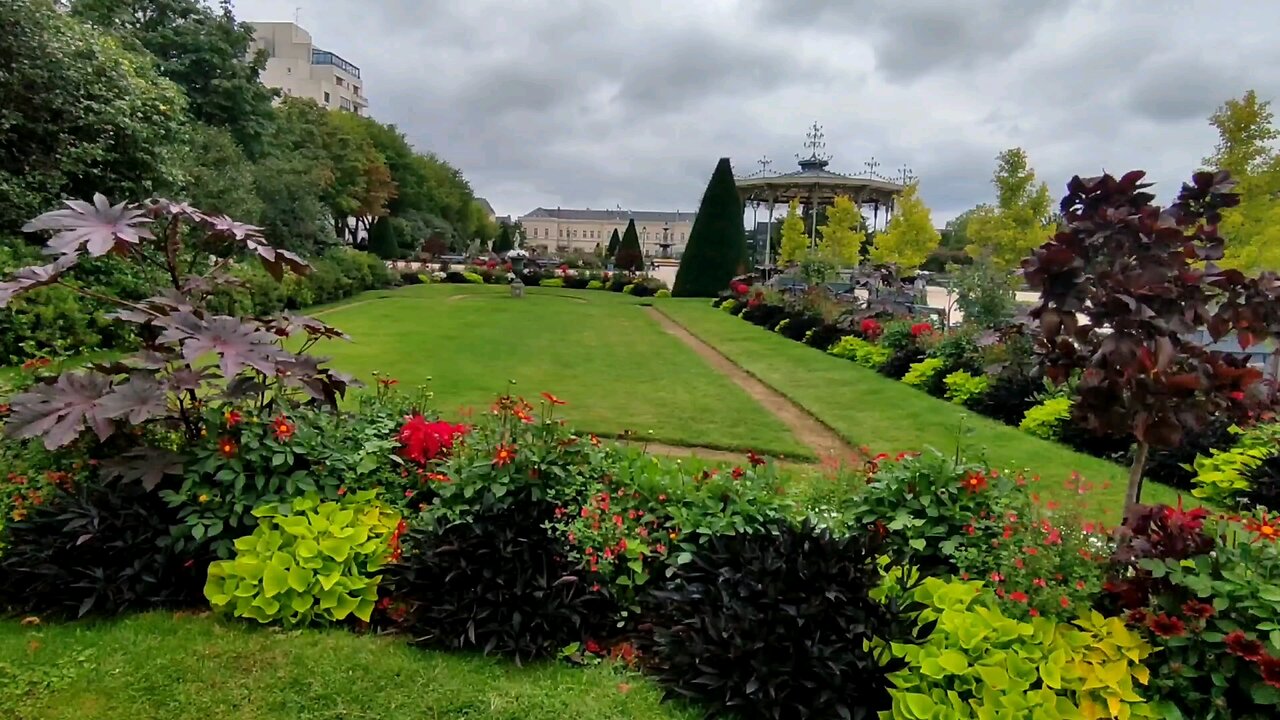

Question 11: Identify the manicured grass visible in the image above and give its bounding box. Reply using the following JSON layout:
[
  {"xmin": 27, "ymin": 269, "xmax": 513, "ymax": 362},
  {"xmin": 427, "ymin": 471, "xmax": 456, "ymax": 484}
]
[
  {"xmin": 311, "ymin": 284, "xmax": 809, "ymax": 458},
  {"xmin": 0, "ymin": 613, "xmax": 695, "ymax": 720},
  {"xmin": 660, "ymin": 300, "xmax": 1183, "ymax": 520}
]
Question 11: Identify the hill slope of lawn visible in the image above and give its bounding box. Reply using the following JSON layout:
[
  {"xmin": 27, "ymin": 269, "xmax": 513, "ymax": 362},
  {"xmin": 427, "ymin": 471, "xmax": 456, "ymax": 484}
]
[
  {"xmin": 0, "ymin": 612, "xmax": 696, "ymax": 720},
  {"xmin": 311, "ymin": 284, "xmax": 809, "ymax": 458},
  {"xmin": 661, "ymin": 301, "xmax": 1183, "ymax": 520}
]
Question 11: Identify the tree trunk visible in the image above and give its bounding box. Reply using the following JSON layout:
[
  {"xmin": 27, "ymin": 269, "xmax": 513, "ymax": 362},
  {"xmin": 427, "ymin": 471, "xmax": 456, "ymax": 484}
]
[{"xmin": 1124, "ymin": 440, "xmax": 1150, "ymax": 518}]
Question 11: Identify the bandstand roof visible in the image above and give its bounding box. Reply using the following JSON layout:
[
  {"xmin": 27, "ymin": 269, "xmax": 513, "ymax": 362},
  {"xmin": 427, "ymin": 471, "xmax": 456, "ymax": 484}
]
[{"xmin": 736, "ymin": 157, "xmax": 906, "ymax": 206}]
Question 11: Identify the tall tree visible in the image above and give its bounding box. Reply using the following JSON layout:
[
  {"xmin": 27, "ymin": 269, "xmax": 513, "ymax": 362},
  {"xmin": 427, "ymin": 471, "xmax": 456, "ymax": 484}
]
[
  {"xmin": 71, "ymin": 0, "xmax": 276, "ymax": 157},
  {"xmin": 778, "ymin": 200, "xmax": 808, "ymax": 265},
  {"xmin": 965, "ymin": 148, "xmax": 1054, "ymax": 269},
  {"xmin": 941, "ymin": 205, "xmax": 984, "ymax": 250},
  {"xmin": 182, "ymin": 124, "xmax": 262, "ymax": 221},
  {"xmin": 870, "ymin": 182, "xmax": 940, "ymax": 271},
  {"xmin": 615, "ymin": 219, "xmax": 644, "ymax": 272},
  {"xmin": 606, "ymin": 228, "xmax": 621, "ymax": 257},
  {"xmin": 0, "ymin": 0, "xmax": 190, "ymax": 233},
  {"xmin": 493, "ymin": 223, "xmax": 514, "ymax": 253},
  {"xmin": 673, "ymin": 158, "xmax": 747, "ymax": 297},
  {"xmin": 1203, "ymin": 91, "xmax": 1280, "ymax": 271},
  {"xmin": 367, "ymin": 217, "xmax": 400, "ymax": 260},
  {"xmin": 815, "ymin": 195, "xmax": 865, "ymax": 267}
]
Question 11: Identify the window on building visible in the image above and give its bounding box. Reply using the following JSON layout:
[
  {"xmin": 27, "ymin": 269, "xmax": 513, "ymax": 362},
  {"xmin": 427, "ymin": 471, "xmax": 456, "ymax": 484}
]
[
  {"xmin": 353, "ymin": 85, "xmax": 361, "ymax": 96},
  {"xmin": 681, "ymin": 233, "xmax": 685, "ymax": 241},
  {"xmin": 323, "ymin": 91, "xmax": 331, "ymax": 104},
  {"xmin": 335, "ymin": 75, "xmax": 344, "ymax": 87}
]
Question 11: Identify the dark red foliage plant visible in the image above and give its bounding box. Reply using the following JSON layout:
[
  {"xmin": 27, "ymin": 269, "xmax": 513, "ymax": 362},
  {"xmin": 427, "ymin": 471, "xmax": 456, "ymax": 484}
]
[
  {"xmin": 1022, "ymin": 171, "xmax": 1280, "ymax": 515},
  {"xmin": 0, "ymin": 195, "xmax": 354, "ymax": 488}
]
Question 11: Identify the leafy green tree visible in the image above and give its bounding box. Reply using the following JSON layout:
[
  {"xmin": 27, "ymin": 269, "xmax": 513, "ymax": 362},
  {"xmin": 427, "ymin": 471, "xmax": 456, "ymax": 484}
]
[
  {"xmin": 674, "ymin": 158, "xmax": 747, "ymax": 297},
  {"xmin": 606, "ymin": 228, "xmax": 621, "ymax": 257},
  {"xmin": 870, "ymin": 182, "xmax": 940, "ymax": 271},
  {"xmin": 965, "ymin": 148, "xmax": 1053, "ymax": 270},
  {"xmin": 951, "ymin": 256, "xmax": 1016, "ymax": 329},
  {"xmin": 941, "ymin": 205, "xmax": 983, "ymax": 250},
  {"xmin": 615, "ymin": 219, "xmax": 644, "ymax": 272},
  {"xmin": 182, "ymin": 124, "xmax": 262, "ymax": 220},
  {"xmin": 1203, "ymin": 91, "xmax": 1280, "ymax": 271},
  {"xmin": 815, "ymin": 195, "xmax": 865, "ymax": 267},
  {"xmin": 71, "ymin": 0, "xmax": 276, "ymax": 157},
  {"xmin": 493, "ymin": 223, "xmax": 515, "ymax": 253},
  {"xmin": 778, "ymin": 200, "xmax": 808, "ymax": 265},
  {"xmin": 0, "ymin": 0, "xmax": 190, "ymax": 234}
]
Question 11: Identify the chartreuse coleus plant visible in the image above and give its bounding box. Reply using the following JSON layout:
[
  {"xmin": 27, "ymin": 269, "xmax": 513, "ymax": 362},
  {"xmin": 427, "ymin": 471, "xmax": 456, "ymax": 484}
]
[
  {"xmin": 1191, "ymin": 421, "xmax": 1280, "ymax": 504},
  {"xmin": 943, "ymin": 370, "xmax": 991, "ymax": 406},
  {"xmin": 829, "ymin": 336, "xmax": 893, "ymax": 369},
  {"xmin": 883, "ymin": 577, "xmax": 1157, "ymax": 720},
  {"xmin": 903, "ymin": 357, "xmax": 947, "ymax": 389},
  {"xmin": 204, "ymin": 491, "xmax": 402, "ymax": 627}
]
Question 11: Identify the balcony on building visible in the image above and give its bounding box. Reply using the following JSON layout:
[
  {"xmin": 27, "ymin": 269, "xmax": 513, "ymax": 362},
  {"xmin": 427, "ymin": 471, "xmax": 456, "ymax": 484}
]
[{"xmin": 311, "ymin": 49, "xmax": 361, "ymax": 79}]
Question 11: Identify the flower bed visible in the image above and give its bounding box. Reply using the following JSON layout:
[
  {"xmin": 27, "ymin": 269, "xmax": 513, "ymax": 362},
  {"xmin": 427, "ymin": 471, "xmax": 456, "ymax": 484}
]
[{"xmin": 2, "ymin": 198, "xmax": 1278, "ymax": 719}]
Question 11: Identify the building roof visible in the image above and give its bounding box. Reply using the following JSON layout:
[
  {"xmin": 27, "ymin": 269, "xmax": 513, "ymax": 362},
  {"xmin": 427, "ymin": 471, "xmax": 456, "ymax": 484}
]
[
  {"xmin": 736, "ymin": 156, "xmax": 906, "ymax": 205},
  {"xmin": 520, "ymin": 208, "xmax": 695, "ymax": 223},
  {"xmin": 475, "ymin": 197, "xmax": 496, "ymax": 217}
]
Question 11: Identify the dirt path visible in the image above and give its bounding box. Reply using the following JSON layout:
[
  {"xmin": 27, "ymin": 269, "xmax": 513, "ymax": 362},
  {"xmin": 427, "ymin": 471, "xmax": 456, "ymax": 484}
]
[{"xmin": 646, "ymin": 307, "xmax": 857, "ymax": 462}]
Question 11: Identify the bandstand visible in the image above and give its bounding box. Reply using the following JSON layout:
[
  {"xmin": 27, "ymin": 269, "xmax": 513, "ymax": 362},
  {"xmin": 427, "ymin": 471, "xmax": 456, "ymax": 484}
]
[{"xmin": 736, "ymin": 123, "xmax": 912, "ymax": 274}]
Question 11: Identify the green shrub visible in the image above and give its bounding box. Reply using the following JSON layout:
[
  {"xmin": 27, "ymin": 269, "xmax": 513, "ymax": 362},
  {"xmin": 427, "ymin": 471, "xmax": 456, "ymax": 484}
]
[
  {"xmin": 885, "ymin": 577, "xmax": 1157, "ymax": 720},
  {"xmin": 720, "ymin": 299, "xmax": 738, "ymax": 313},
  {"xmin": 462, "ymin": 271, "xmax": 484, "ymax": 284},
  {"xmin": 204, "ymin": 492, "xmax": 401, "ymax": 627},
  {"xmin": 828, "ymin": 336, "xmax": 893, "ymax": 370},
  {"xmin": 902, "ymin": 357, "xmax": 946, "ymax": 388},
  {"xmin": 655, "ymin": 289, "xmax": 671, "ymax": 298},
  {"xmin": 881, "ymin": 320, "xmax": 919, "ymax": 353},
  {"xmin": 1020, "ymin": 396, "xmax": 1073, "ymax": 440},
  {"xmin": 638, "ymin": 521, "xmax": 929, "ymax": 720},
  {"xmin": 774, "ymin": 317, "xmax": 791, "ymax": 333},
  {"xmin": 623, "ymin": 283, "xmax": 637, "ymax": 294},
  {"xmin": 587, "ymin": 280, "xmax": 605, "ymax": 290},
  {"xmin": 541, "ymin": 278, "xmax": 564, "ymax": 288},
  {"xmin": 942, "ymin": 370, "xmax": 990, "ymax": 406},
  {"xmin": 1191, "ymin": 422, "xmax": 1280, "ymax": 504}
]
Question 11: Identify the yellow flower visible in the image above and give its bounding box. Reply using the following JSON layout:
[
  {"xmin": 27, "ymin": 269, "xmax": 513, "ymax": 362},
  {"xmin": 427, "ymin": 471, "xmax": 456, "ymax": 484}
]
[{"xmin": 198, "ymin": 494, "xmax": 209, "ymax": 504}]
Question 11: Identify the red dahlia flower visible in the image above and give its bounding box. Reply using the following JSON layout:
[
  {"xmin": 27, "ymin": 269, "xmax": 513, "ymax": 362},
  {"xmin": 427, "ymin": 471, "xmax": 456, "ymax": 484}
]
[
  {"xmin": 1148, "ymin": 613, "xmax": 1187, "ymax": 638},
  {"xmin": 224, "ymin": 410, "xmax": 242, "ymax": 428},
  {"xmin": 747, "ymin": 451, "xmax": 766, "ymax": 467},
  {"xmin": 397, "ymin": 415, "xmax": 468, "ymax": 464},
  {"xmin": 962, "ymin": 471, "xmax": 988, "ymax": 493},
  {"xmin": 1245, "ymin": 512, "xmax": 1280, "ymax": 543},
  {"xmin": 731, "ymin": 466, "xmax": 745, "ymax": 480},
  {"xmin": 1258, "ymin": 655, "xmax": 1280, "ymax": 689},
  {"xmin": 217, "ymin": 437, "xmax": 238, "ymax": 458},
  {"xmin": 860, "ymin": 318, "xmax": 883, "ymax": 339},
  {"xmin": 541, "ymin": 391, "xmax": 566, "ymax": 406},
  {"xmin": 272, "ymin": 415, "xmax": 295, "ymax": 441},
  {"xmin": 1181, "ymin": 600, "xmax": 1215, "ymax": 620},
  {"xmin": 1225, "ymin": 630, "xmax": 1265, "ymax": 661},
  {"xmin": 493, "ymin": 443, "xmax": 517, "ymax": 467},
  {"xmin": 910, "ymin": 322, "xmax": 933, "ymax": 337}
]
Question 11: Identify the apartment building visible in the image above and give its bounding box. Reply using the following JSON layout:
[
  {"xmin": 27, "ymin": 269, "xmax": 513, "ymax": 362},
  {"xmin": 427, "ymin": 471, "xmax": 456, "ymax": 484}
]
[
  {"xmin": 250, "ymin": 21, "xmax": 368, "ymax": 115},
  {"xmin": 519, "ymin": 208, "xmax": 696, "ymax": 257}
]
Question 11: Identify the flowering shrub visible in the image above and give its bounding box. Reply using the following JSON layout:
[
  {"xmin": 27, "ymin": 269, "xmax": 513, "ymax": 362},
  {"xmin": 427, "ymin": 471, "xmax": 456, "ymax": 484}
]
[
  {"xmin": 397, "ymin": 414, "xmax": 467, "ymax": 464},
  {"xmin": 1114, "ymin": 510, "xmax": 1280, "ymax": 718},
  {"xmin": 942, "ymin": 369, "xmax": 990, "ymax": 406},
  {"xmin": 885, "ymin": 577, "xmax": 1157, "ymax": 719},
  {"xmin": 638, "ymin": 520, "xmax": 929, "ymax": 720},
  {"xmin": 910, "ymin": 321, "xmax": 933, "ymax": 338},
  {"xmin": 204, "ymin": 491, "xmax": 401, "ymax": 627},
  {"xmin": 860, "ymin": 317, "xmax": 884, "ymax": 340},
  {"xmin": 902, "ymin": 357, "xmax": 947, "ymax": 389},
  {"xmin": 1020, "ymin": 396, "xmax": 1074, "ymax": 440},
  {"xmin": 845, "ymin": 450, "xmax": 1023, "ymax": 571}
]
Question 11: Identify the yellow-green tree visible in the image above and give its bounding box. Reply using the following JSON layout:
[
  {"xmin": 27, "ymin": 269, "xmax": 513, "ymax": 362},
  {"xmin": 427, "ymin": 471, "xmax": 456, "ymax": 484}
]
[
  {"xmin": 870, "ymin": 182, "xmax": 940, "ymax": 270},
  {"xmin": 965, "ymin": 148, "xmax": 1053, "ymax": 270},
  {"xmin": 816, "ymin": 195, "xmax": 865, "ymax": 266},
  {"xmin": 778, "ymin": 199, "xmax": 808, "ymax": 265},
  {"xmin": 1203, "ymin": 91, "xmax": 1280, "ymax": 271}
]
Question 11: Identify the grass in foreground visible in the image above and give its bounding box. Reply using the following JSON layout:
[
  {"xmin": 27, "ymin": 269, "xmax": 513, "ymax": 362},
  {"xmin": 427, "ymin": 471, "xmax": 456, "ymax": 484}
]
[
  {"xmin": 311, "ymin": 284, "xmax": 809, "ymax": 458},
  {"xmin": 660, "ymin": 300, "xmax": 1183, "ymax": 521},
  {"xmin": 0, "ymin": 612, "xmax": 696, "ymax": 720}
]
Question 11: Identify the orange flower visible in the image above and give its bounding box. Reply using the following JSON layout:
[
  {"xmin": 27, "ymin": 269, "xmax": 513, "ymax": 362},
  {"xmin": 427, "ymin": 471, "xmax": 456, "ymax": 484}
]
[
  {"xmin": 493, "ymin": 444, "xmax": 516, "ymax": 467},
  {"xmin": 962, "ymin": 471, "xmax": 988, "ymax": 493},
  {"xmin": 218, "ymin": 437, "xmax": 238, "ymax": 458},
  {"xmin": 272, "ymin": 415, "xmax": 295, "ymax": 441},
  {"xmin": 541, "ymin": 392, "xmax": 567, "ymax": 406},
  {"xmin": 225, "ymin": 409, "xmax": 243, "ymax": 428},
  {"xmin": 1245, "ymin": 512, "xmax": 1280, "ymax": 542}
]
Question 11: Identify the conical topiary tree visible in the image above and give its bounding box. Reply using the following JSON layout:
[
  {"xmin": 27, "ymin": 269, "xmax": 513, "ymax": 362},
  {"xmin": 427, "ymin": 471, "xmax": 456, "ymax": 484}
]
[
  {"xmin": 606, "ymin": 228, "xmax": 621, "ymax": 258},
  {"xmin": 368, "ymin": 217, "xmax": 400, "ymax": 260},
  {"xmin": 673, "ymin": 157, "xmax": 746, "ymax": 297},
  {"xmin": 494, "ymin": 223, "xmax": 514, "ymax": 253},
  {"xmin": 615, "ymin": 219, "xmax": 644, "ymax": 271}
]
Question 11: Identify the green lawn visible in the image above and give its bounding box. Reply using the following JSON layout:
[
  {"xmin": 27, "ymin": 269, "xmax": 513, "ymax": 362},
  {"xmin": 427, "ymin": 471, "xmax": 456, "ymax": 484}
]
[
  {"xmin": 310, "ymin": 284, "xmax": 809, "ymax": 458},
  {"xmin": 660, "ymin": 300, "xmax": 1184, "ymax": 520},
  {"xmin": 0, "ymin": 613, "xmax": 695, "ymax": 720}
]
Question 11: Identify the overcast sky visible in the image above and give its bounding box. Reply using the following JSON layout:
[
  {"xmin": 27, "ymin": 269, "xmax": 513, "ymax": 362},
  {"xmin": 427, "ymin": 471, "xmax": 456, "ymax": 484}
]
[{"xmin": 232, "ymin": 0, "xmax": 1278, "ymax": 222}]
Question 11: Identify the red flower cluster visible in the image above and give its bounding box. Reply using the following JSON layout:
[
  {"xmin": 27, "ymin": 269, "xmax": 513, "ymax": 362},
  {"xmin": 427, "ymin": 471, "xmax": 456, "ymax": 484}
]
[
  {"xmin": 397, "ymin": 414, "xmax": 468, "ymax": 464},
  {"xmin": 386, "ymin": 518, "xmax": 409, "ymax": 563},
  {"xmin": 1148, "ymin": 613, "xmax": 1186, "ymax": 638},
  {"xmin": 910, "ymin": 322, "xmax": 933, "ymax": 337},
  {"xmin": 747, "ymin": 451, "xmax": 766, "ymax": 467},
  {"xmin": 860, "ymin": 318, "xmax": 883, "ymax": 340},
  {"xmin": 20, "ymin": 357, "xmax": 51, "ymax": 372},
  {"xmin": 1225, "ymin": 630, "xmax": 1265, "ymax": 661},
  {"xmin": 730, "ymin": 281, "xmax": 750, "ymax": 295}
]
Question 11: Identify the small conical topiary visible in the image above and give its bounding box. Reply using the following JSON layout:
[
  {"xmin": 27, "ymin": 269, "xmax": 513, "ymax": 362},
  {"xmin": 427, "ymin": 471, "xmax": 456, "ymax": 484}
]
[
  {"xmin": 368, "ymin": 217, "xmax": 400, "ymax": 260},
  {"xmin": 615, "ymin": 219, "xmax": 645, "ymax": 271},
  {"xmin": 493, "ymin": 223, "xmax": 514, "ymax": 253},
  {"xmin": 606, "ymin": 228, "xmax": 621, "ymax": 258},
  {"xmin": 674, "ymin": 157, "xmax": 746, "ymax": 297}
]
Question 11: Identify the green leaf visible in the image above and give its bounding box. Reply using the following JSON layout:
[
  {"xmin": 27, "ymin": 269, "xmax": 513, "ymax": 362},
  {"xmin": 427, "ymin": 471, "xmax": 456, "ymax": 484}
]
[
  {"xmin": 936, "ymin": 649, "xmax": 968, "ymax": 675},
  {"xmin": 901, "ymin": 693, "xmax": 936, "ymax": 719},
  {"xmin": 287, "ymin": 565, "xmax": 313, "ymax": 593},
  {"xmin": 330, "ymin": 592, "xmax": 359, "ymax": 620},
  {"xmin": 262, "ymin": 562, "xmax": 289, "ymax": 597},
  {"xmin": 909, "ymin": 538, "xmax": 927, "ymax": 551}
]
